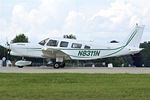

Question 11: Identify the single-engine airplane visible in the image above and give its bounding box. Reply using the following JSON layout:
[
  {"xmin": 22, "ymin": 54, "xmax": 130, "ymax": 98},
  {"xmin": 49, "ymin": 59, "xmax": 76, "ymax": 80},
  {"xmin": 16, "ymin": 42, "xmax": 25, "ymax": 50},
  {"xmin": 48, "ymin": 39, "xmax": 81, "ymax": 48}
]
[{"xmin": 0, "ymin": 24, "xmax": 145, "ymax": 68}]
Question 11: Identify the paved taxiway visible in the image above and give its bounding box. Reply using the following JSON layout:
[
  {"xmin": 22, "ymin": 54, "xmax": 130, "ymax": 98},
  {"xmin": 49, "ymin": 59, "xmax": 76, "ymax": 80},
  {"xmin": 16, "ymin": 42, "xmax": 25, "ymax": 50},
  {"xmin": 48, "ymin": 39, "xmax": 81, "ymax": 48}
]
[{"xmin": 0, "ymin": 66, "xmax": 150, "ymax": 74}]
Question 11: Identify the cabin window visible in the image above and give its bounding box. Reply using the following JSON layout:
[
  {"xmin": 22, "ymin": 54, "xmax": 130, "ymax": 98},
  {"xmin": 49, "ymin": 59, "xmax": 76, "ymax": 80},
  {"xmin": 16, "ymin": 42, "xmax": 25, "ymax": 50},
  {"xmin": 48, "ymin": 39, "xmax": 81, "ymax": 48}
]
[
  {"xmin": 84, "ymin": 45, "xmax": 91, "ymax": 49},
  {"xmin": 60, "ymin": 41, "xmax": 68, "ymax": 47},
  {"xmin": 71, "ymin": 43, "xmax": 82, "ymax": 48},
  {"xmin": 47, "ymin": 40, "xmax": 58, "ymax": 47},
  {"xmin": 39, "ymin": 38, "xmax": 49, "ymax": 46}
]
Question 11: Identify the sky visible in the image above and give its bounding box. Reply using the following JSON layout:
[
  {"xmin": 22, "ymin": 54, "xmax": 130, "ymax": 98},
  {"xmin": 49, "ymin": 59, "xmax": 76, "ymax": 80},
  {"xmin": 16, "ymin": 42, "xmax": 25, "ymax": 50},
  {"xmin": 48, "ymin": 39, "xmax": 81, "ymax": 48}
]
[{"xmin": 0, "ymin": 0, "xmax": 150, "ymax": 43}]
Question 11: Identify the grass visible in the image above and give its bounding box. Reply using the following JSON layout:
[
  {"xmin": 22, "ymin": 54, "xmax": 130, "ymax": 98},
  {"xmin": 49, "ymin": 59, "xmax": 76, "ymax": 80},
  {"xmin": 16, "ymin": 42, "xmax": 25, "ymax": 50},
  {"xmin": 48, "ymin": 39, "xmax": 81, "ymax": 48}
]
[{"xmin": 0, "ymin": 73, "xmax": 150, "ymax": 100}]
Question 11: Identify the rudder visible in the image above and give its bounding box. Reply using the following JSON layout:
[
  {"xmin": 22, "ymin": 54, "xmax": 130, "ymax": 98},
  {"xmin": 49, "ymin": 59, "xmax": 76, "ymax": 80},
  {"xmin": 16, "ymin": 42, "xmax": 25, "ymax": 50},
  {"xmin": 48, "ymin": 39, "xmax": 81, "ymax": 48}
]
[{"xmin": 123, "ymin": 24, "xmax": 145, "ymax": 48}]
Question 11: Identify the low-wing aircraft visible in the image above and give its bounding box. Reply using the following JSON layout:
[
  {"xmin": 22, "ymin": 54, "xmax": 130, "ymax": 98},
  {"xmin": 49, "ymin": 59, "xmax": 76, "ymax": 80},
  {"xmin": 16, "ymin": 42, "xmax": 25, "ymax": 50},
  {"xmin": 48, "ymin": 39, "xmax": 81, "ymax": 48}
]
[{"xmin": 0, "ymin": 24, "xmax": 145, "ymax": 68}]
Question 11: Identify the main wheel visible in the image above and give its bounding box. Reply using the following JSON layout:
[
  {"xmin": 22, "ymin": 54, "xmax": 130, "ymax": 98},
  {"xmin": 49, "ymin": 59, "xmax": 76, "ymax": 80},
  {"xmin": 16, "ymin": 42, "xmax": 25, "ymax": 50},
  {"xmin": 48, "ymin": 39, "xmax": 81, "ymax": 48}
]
[
  {"xmin": 18, "ymin": 66, "xmax": 24, "ymax": 68},
  {"xmin": 53, "ymin": 62, "xmax": 60, "ymax": 69},
  {"xmin": 60, "ymin": 63, "xmax": 65, "ymax": 68}
]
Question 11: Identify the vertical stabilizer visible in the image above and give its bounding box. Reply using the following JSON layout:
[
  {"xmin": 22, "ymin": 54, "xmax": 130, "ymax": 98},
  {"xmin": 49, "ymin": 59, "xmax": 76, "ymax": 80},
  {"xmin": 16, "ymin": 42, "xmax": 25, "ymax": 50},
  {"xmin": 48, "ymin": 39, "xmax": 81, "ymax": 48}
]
[{"xmin": 123, "ymin": 24, "xmax": 145, "ymax": 48}]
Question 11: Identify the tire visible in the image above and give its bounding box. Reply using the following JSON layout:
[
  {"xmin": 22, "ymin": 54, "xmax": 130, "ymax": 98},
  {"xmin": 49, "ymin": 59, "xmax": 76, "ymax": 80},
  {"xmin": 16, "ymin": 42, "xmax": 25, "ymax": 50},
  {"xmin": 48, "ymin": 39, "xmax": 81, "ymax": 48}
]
[
  {"xmin": 60, "ymin": 63, "xmax": 65, "ymax": 68},
  {"xmin": 53, "ymin": 62, "xmax": 60, "ymax": 69},
  {"xmin": 18, "ymin": 66, "xmax": 24, "ymax": 68}
]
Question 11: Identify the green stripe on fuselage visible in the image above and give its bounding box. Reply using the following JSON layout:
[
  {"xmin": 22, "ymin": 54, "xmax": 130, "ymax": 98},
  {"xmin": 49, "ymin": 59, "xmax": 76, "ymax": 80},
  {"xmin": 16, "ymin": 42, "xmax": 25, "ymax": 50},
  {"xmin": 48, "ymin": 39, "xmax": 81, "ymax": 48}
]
[
  {"xmin": 103, "ymin": 29, "xmax": 138, "ymax": 57},
  {"xmin": 67, "ymin": 29, "xmax": 138, "ymax": 58}
]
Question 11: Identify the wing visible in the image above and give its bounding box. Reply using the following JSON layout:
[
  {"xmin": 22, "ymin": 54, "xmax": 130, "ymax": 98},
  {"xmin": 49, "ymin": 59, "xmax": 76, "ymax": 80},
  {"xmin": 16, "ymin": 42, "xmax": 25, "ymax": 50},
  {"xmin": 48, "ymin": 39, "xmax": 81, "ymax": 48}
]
[{"xmin": 42, "ymin": 48, "xmax": 71, "ymax": 60}]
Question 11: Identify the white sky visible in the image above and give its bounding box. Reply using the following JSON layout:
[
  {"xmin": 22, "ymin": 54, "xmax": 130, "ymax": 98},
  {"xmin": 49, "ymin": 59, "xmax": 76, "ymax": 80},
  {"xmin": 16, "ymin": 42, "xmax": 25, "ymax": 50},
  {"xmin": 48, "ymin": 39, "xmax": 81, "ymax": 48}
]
[{"xmin": 0, "ymin": 0, "xmax": 150, "ymax": 43}]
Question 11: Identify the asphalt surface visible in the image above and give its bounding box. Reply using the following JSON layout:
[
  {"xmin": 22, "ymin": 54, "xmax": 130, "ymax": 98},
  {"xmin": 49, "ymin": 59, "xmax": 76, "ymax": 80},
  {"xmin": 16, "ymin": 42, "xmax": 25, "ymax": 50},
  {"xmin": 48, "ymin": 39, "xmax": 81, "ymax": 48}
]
[{"xmin": 0, "ymin": 66, "xmax": 150, "ymax": 74}]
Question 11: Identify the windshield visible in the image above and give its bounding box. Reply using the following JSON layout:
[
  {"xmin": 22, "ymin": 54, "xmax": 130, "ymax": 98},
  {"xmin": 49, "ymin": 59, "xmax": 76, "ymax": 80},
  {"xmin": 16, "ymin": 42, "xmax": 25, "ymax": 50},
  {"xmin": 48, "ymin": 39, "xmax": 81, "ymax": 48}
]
[{"xmin": 39, "ymin": 38, "xmax": 49, "ymax": 46}]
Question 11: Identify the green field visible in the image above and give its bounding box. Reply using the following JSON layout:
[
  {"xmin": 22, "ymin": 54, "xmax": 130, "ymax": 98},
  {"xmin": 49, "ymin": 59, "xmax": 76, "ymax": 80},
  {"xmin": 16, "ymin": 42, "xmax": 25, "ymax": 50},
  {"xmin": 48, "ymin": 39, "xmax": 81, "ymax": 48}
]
[{"xmin": 0, "ymin": 73, "xmax": 150, "ymax": 100}]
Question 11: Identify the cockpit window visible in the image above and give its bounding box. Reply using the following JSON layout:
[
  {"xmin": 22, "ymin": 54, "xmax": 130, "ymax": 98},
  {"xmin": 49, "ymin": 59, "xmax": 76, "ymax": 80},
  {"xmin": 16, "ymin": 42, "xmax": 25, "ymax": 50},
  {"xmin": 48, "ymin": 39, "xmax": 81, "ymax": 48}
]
[
  {"xmin": 60, "ymin": 41, "xmax": 68, "ymax": 47},
  {"xmin": 71, "ymin": 43, "xmax": 82, "ymax": 48},
  {"xmin": 47, "ymin": 40, "xmax": 58, "ymax": 47},
  {"xmin": 84, "ymin": 45, "xmax": 91, "ymax": 49},
  {"xmin": 39, "ymin": 38, "xmax": 49, "ymax": 46}
]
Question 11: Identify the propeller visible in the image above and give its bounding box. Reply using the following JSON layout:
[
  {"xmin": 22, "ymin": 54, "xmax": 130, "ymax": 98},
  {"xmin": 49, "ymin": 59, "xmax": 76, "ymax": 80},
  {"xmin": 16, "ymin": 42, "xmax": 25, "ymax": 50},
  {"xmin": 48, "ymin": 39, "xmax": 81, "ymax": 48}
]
[{"xmin": 5, "ymin": 38, "xmax": 11, "ymax": 57}]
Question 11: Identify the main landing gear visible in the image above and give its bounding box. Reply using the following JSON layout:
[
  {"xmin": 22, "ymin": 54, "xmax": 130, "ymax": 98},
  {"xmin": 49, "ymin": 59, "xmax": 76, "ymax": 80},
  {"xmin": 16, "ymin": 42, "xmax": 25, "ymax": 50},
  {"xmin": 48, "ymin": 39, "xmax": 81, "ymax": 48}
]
[
  {"xmin": 53, "ymin": 62, "xmax": 65, "ymax": 69},
  {"xmin": 53, "ymin": 57, "xmax": 65, "ymax": 69}
]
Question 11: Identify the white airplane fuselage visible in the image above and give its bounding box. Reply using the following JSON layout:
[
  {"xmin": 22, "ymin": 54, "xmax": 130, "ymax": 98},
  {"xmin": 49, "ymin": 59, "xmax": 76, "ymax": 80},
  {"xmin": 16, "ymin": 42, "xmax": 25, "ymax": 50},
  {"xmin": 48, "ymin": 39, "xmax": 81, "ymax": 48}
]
[
  {"xmin": 9, "ymin": 38, "xmax": 142, "ymax": 61},
  {"xmin": 0, "ymin": 25, "xmax": 145, "ymax": 68}
]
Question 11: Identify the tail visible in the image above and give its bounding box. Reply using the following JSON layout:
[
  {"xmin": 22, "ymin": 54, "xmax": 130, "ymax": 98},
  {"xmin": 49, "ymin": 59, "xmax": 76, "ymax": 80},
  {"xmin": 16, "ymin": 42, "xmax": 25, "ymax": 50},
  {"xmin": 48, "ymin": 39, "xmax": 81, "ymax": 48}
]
[{"xmin": 123, "ymin": 24, "xmax": 145, "ymax": 48}]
